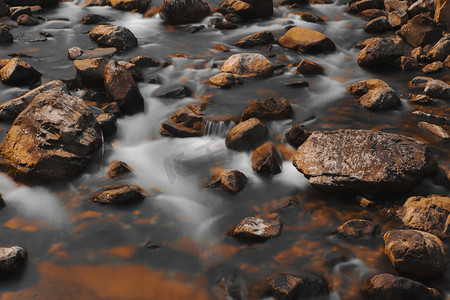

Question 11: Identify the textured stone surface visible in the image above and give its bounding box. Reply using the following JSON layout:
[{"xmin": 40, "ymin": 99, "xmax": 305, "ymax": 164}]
[
  {"xmin": 225, "ymin": 118, "xmax": 268, "ymax": 151},
  {"xmin": 219, "ymin": 53, "xmax": 274, "ymax": 78},
  {"xmin": 229, "ymin": 217, "xmax": 282, "ymax": 240},
  {"xmin": 278, "ymin": 27, "xmax": 335, "ymax": 53}
]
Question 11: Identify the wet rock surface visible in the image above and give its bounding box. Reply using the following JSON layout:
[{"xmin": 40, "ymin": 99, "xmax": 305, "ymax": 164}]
[
  {"xmin": 107, "ymin": 160, "xmax": 134, "ymax": 178},
  {"xmin": 89, "ymin": 24, "xmax": 138, "ymax": 50},
  {"xmin": 251, "ymin": 141, "xmax": 282, "ymax": 175},
  {"xmin": 266, "ymin": 272, "xmax": 328, "ymax": 300},
  {"xmin": 0, "ymin": 57, "xmax": 41, "ymax": 85},
  {"xmin": 159, "ymin": 103, "xmax": 205, "ymax": 137},
  {"xmin": 89, "ymin": 184, "xmax": 146, "ymax": 204},
  {"xmin": 278, "ymin": 27, "xmax": 336, "ymax": 53},
  {"xmin": 219, "ymin": 53, "xmax": 274, "ymax": 78},
  {"xmin": 357, "ymin": 37, "xmax": 404, "ymax": 67},
  {"xmin": 159, "ymin": 0, "xmax": 210, "ymax": 24},
  {"xmin": 229, "ymin": 217, "xmax": 282, "ymax": 240},
  {"xmin": 334, "ymin": 219, "xmax": 380, "ymax": 238},
  {"xmin": 208, "ymin": 170, "xmax": 247, "ymax": 194},
  {"xmin": 0, "ymin": 246, "xmax": 27, "ymax": 274},
  {"xmin": 242, "ymin": 97, "xmax": 292, "ymax": 121},
  {"xmin": 225, "ymin": 118, "xmax": 268, "ymax": 151},
  {"xmin": 292, "ymin": 129, "xmax": 435, "ymax": 193}
]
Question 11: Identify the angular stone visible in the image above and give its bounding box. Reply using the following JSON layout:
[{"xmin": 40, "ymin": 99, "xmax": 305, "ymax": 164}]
[
  {"xmin": 0, "ymin": 246, "xmax": 27, "ymax": 274},
  {"xmin": 109, "ymin": 0, "xmax": 149, "ymax": 11},
  {"xmin": 267, "ymin": 273, "xmax": 328, "ymax": 300},
  {"xmin": 346, "ymin": 0, "xmax": 383, "ymax": 14},
  {"xmin": 96, "ymin": 113, "xmax": 117, "ymax": 137},
  {"xmin": 388, "ymin": 10, "xmax": 408, "ymax": 28},
  {"xmin": 426, "ymin": 36, "xmax": 450, "ymax": 62},
  {"xmin": 357, "ymin": 37, "xmax": 404, "ymax": 67},
  {"xmin": 285, "ymin": 124, "xmax": 314, "ymax": 148},
  {"xmin": 0, "ymin": 58, "xmax": 41, "ymax": 85},
  {"xmin": 107, "ymin": 160, "xmax": 134, "ymax": 178},
  {"xmin": 364, "ymin": 16, "xmax": 389, "ymax": 33},
  {"xmin": 225, "ymin": 118, "xmax": 268, "ymax": 151},
  {"xmin": 89, "ymin": 24, "xmax": 138, "ymax": 50},
  {"xmin": 399, "ymin": 14, "xmax": 442, "ymax": 48},
  {"xmin": 74, "ymin": 57, "xmax": 107, "ymax": 87},
  {"xmin": 358, "ymin": 9, "xmax": 388, "ymax": 20},
  {"xmin": 219, "ymin": 53, "xmax": 274, "ymax": 78},
  {"xmin": 159, "ymin": 103, "xmax": 205, "ymax": 137},
  {"xmin": 242, "ymin": 97, "xmax": 292, "ymax": 121},
  {"xmin": 408, "ymin": 0, "xmax": 435, "ymax": 18},
  {"xmin": 90, "ymin": 184, "xmax": 146, "ymax": 204},
  {"xmin": 17, "ymin": 14, "xmax": 39, "ymax": 26},
  {"xmin": 229, "ymin": 217, "xmax": 282, "ymax": 240},
  {"xmin": 384, "ymin": 0, "xmax": 407, "ymax": 12},
  {"xmin": 155, "ymin": 85, "xmax": 192, "ymax": 99},
  {"xmin": 384, "ymin": 229, "xmax": 447, "ymax": 277},
  {"xmin": 424, "ymin": 79, "xmax": 450, "ymax": 99},
  {"xmin": 129, "ymin": 55, "xmax": 160, "ymax": 68},
  {"xmin": 234, "ymin": 30, "xmax": 274, "ymax": 48},
  {"xmin": 346, "ymin": 79, "xmax": 389, "ymax": 95},
  {"xmin": 104, "ymin": 60, "xmax": 144, "ymax": 115},
  {"xmin": 206, "ymin": 73, "xmax": 243, "ymax": 89},
  {"xmin": 251, "ymin": 142, "xmax": 282, "ymax": 175},
  {"xmin": 422, "ymin": 61, "xmax": 444, "ymax": 73},
  {"xmin": 334, "ymin": 219, "xmax": 380, "ymax": 238},
  {"xmin": 292, "ymin": 129, "xmax": 435, "ymax": 193},
  {"xmin": 398, "ymin": 195, "xmax": 450, "ymax": 239},
  {"xmin": 297, "ymin": 58, "xmax": 325, "ymax": 75},
  {"xmin": 435, "ymin": 0, "xmax": 449, "ymax": 31},
  {"xmin": 400, "ymin": 55, "xmax": 419, "ymax": 71},
  {"xmin": 208, "ymin": 170, "xmax": 247, "ymax": 194},
  {"xmin": 159, "ymin": 0, "xmax": 210, "ymax": 24},
  {"xmin": 358, "ymin": 87, "xmax": 401, "ymax": 110},
  {"xmin": 81, "ymin": 13, "xmax": 114, "ymax": 24},
  {"xmin": 278, "ymin": 27, "xmax": 336, "ymax": 53}
]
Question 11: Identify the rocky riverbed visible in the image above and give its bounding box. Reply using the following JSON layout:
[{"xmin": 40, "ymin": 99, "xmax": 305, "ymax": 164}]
[{"xmin": 0, "ymin": 0, "xmax": 448, "ymax": 299}]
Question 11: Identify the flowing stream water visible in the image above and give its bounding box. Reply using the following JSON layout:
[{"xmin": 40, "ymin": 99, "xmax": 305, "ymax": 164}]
[{"xmin": 0, "ymin": 1, "xmax": 449, "ymax": 299}]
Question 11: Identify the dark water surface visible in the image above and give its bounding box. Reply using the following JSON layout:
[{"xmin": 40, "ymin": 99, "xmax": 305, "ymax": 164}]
[{"xmin": 0, "ymin": 1, "xmax": 449, "ymax": 299}]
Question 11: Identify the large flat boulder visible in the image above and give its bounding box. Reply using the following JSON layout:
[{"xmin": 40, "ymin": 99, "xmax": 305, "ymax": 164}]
[
  {"xmin": 0, "ymin": 89, "xmax": 102, "ymax": 183},
  {"xmin": 292, "ymin": 129, "xmax": 435, "ymax": 193},
  {"xmin": 278, "ymin": 27, "xmax": 336, "ymax": 53}
]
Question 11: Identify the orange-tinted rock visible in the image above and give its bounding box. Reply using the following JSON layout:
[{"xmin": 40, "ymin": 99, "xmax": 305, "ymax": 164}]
[
  {"xmin": 357, "ymin": 36, "xmax": 404, "ymax": 67},
  {"xmin": 90, "ymin": 184, "xmax": 146, "ymax": 204},
  {"xmin": 418, "ymin": 122, "xmax": 449, "ymax": 139},
  {"xmin": 422, "ymin": 61, "xmax": 444, "ymax": 73},
  {"xmin": 399, "ymin": 14, "xmax": 442, "ymax": 48},
  {"xmin": 234, "ymin": 30, "xmax": 274, "ymax": 48},
  {"xmin": 435, "ymin": 0, "xmax": 449, "ymax": 31},
  {"xmin": 346, "ymin": 79, "xmax": 389, "ymax": 95},
  {"xmin": 229, "ymin": 217, "xmax": 282, "ymax": 240},
  {"xmin": 159, "ymin": 0, "xmax": 210, "ymax": 24},
  {"xmin": 266, "ymin": 272, "xmax": 328, "ymax": 300},
  {"xmin": 17, "ymin": 14, "xmax": 39, "ymax": 26},
  {"xmin": 358, "ymin": 8, "xmax": 388, "ymax": 20},
  {"xmin": 74, "ymin": 57, "xmax": 107, "ymax": 87},
  {"xmin": 89, "ymin": 24, "xmax": 138, "ymax": 50},
  {"xmin": 278, "ymin": 27, "xmax": 336, "ymax": 53},
  {"xmin": 285, "ymin": 124, "xmax": 314, "ymax": 148},
  {"xmin": 242, "ymin": 97, "xmax": 292, "ymax": 121},
  {"xmin": 225, "ymin": 118, "xmax": 268, "ymax": 151},
  {"xmin": 296, "ymin": 58, "xmax": 325, "ymax": 75},
  {"xmin": 109, "ymin": 0, "xmax": 149, "ymax": 11},
  {"xmin": 426, "ymin": 36, "xmax": 450, "ymax": 62},
  {"xmin": 0, "ymin": 58, "xmax": 41, "ymax": 85},
  {"xmin": 358, "ymin": 87, "xmax": 401, "ymax": 110},
  {"xmin": 251, "ymin": 142, "xmax": 282, "ymax": 175},
  {"xmin": 206, "ymin": 73, "xmax": 243, "ymax": 88},
  {"xmin": 364, "ymin": 16, "xmax": 389, "ymax": 33},
  {"xmin": 346, "ymin": 0, "xmax": 383, "ymax": 14},
  {"xmin": 384, "ymin": 229, "xmax": 447, "ymax": 277},
  {"xmin": 334, "ymin": 219, "xmax": 380, "ymax": 238},
  {"xmin": 107, "ymin": 161, "xmax": 134, "ymax": 178},
  {"xmin": 208, "ymin": 170, "xmax": 247, "ymax": 193},
  {"xmin": 292, "ymin": 129, "xmax": 435, "ymax": 193},
  {"xmin": 96, "ymin": 113, "xmax": 117, "ymax": 137},
  {"xmin": 0, "ymin": 246, "xmax": 27, "ymax": 274},
  {"xmin": 388, "ymin": 10, "xmax": 408, "ymax": 28},
  {"xmin": 159, "ymin": 103, "xmax": 206, "ymax": 137},
  {"xmin": 219, "ymin": 53, "xmax": 274, "ymax": 78},
  {"xmin": 398, "ymin": 195, "xmax": 450, "ymax": 239},
  {"xmin": 423, "ymin": 79, "xmax": 450, "ymax": 99}
]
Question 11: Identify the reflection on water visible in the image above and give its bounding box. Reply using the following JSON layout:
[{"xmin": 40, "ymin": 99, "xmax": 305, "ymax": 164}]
[{"xmin": 0, "ymin": 0, "xmax": 448, "ymax": 299}]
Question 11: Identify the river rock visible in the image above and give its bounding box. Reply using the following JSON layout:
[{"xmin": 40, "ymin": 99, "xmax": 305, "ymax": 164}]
[
  {"xmin": 0, "ymin": 0, "xmax": 9, "ymax": 17},
  {"xmin": 159, "ymin": 103, "xmax": 205, "ymax": 137},
  {"xmin": 17, "ymin": 14, "xmax": 39, "ymax": 26},
  {"xmin": 104, "ymin": 60, "xmax": 144, "ymax": 115},
  {"xmin": 388, "ymin": 10, "xmax": 408, "ymax": 28},
  {"xmin": 285, "ymin": 124, "xmax": 314, "ymax": 148},
  {"xmin": 435, "ymin": 0, "xmax": 449, "ymax": 31},
  {"xmin": 358, "ymin": 9, "xmax": 388, "ymax": 20},
  {"xmin": 229, "ymin": 216, "xmax": 282, "ymax": 240},
  {"xmin": 400, "ymin": 55, "xmax": 420, "ymax": 71},
  {"xmin": 399, "ymin": 14, "xmax": 442, "ymax": 48},
  {"xmin": 266, "ymin": 272, "xmax": 328, "ymax": 300},
  {"xmin": 290, "ymin": 11, "xmax": 325, "ymax": 23},
  {"xmin": 242, "ymin": 97, "xmax": 292, "ymax": 121},
  {"xmin": 219, "ymin": 0, "xmax": 272, "ymax": 20},
  {"xmin": 358, "ymin": 87, "xmax": 401, "ymax": 110},
  {"xmin": 423, "ymin": 79, "xmax": 450, "ymax": 99},
  {"xmin": 292, "ymin": 129, "xmax": 435, "ymax": 193},
  {"xmin": 206, "ymin": 73, "xmax": 243, "ymax": 88},
  {"xmin": 409, "ymin": 75, "xmax": 433, "ymax": 89},
  {"xmin": 96, "ymin": 113, "xmax": 117, "ymax": 137},
  {"xmin": 357, "ymin": 37, "xmax": 404, "ymax": 67},
  {"xmin": 0, "ymin": 246, "xmax": 27, "ymax": 274},
  {"xmin": 74, "ymin": 57, "xmax": 107, "ymax": 87},
  {"xmin": 90, "ymin": 184, "xmax": 146, "ymax": 204},
  {"xmin": 363, "ymin": 273, "xmax": 441, "ymax": 300},
  {"xmin": 346, "ymin": 79, "xmax": 389, "ymax": 95},
  {"xmin": 208, "ymin": 170, "xmax": 247, "ymax": 193},
  {"xmin": 364, "ymin": 16, "xmax": 389, "ymax": 33},
  {"xmin": 297, "ymin": 58, "xmax": 325, "ymax": 75},
  {"xmin": 10, "ymin": 6, "xmax": 31, "ymax": 20},
  {"xmin": 251, "ymin": 142, "xmax": 282, "ymax": 175},
  {"xmin": 109, "ymin": 0, "xmax": 149, "ymax": 11},
  {"xmin": 0, "ymin": 89, "xmax": 102, "ymax": 183},
  {"xmin": 81, "ymin": 13, "xmax": 114, "ymax": 24},
  {"xmin": 159, "ymin": 0, "xmax": 210, "ymax": 24},
  {"xmin": 0, "ymin": 58, "xmax": 41, "ymax": 85},
  {"xmin": 384, "ymin": 229, "xmax": 447, "ymax": 277},
  {"xmin": 225, "ymin": 118, "xmax": 268, "ymax": 151},
  {"xmin": 408, "ymin": 0, "xmax": 435, "ymax": 18},
  {"xmin": 0, "ymin": 80, "xmax": 67, "ymax": 122},
  {"xmin": 0, "ymin": 26, "xmax": 13, "ymax": 44},
  {"xmin": 422, "ymin": 61, "xmax": 444, "ymax": 73},
  {"xmin": 346, "ymin": 0, "xmax": 383, "ymax": 14},
  {"xmin": 155, "ymin": 85, "xmax": 192, "ymax": 98},
  {"xmin": 426, "ymin": 37, "xmax": 450, "ymax": 62},
  {"xmin": 68, "ymin": 47, "xmax": 116, "ymax": 60},
  {"xmin": 419, "ymin": 122, "xmax": 449, "ymax": 139},
  {"xmin": 129, "ymin": 55, "xmax": 160, "ymax": 68},
  {"xmin": 334, "ymin": 219, "xmax": 380, "ymax": 238},
  {"xmin": 278, "ymin": 27, "xmax": 336, "ymax": 53},
  {"xmin": 89, "ymin": 24, "xmax": 138, "ymax": 50},
  {"xmin": 219, "ymin": 53, "xmax": 274, "ymax": 78},
  {"xmin": 234, "ymin": 30, "xmax": 274, "ymax": 48},
  {"xmin": 398, "ymin": 195, "xmax": 450, "ymax": 239},
  {"xmin": 384, "ymin": 0, "xmax": 407, "ymax": 12},
  {"xmin": 409, "ymin": 94, "xmax": 433, "ymax": 104},
  {"xmin": 107, "ymin": 160, "xmax": 133, "ymax": 178}
]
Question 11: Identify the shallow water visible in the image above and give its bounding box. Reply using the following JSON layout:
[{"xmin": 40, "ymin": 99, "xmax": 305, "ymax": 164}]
[{"xmin": 0, "ymin": 0, "xmax": 449, "ymax": 299}]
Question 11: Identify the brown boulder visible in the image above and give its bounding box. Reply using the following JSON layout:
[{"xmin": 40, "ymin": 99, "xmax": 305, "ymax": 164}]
[
  {"xmin": 219, "ymin": 0, "xmax": 272, "ymax": 20},
  {"xmin": 435, "ymin": 0, "xmax": 449, "ymax": 31},
  {"xmin": 334, "ymin": 219, "xmax": 380, "ymax": 238},
  {"xmin": 287, "ymin": 11, "xmax": 325, "ymax": 23},
  {"xmin": 266, "ymin": 272, "xmax": 328, "ymax": 300},
  {"xmin": 107, "ymin": 160, "xmax": 134, "ymax": 178},
  {"xmin": 358, "ymin": 87, "xmax": 401, "ymax": 110},
  {"xmin": 225, "ymin": 118, "xmax": 268, "ymax": 151},
  {"xmin": 418, "ymin": 122, "xmax": 449, "ymax": 139},
  {"xmin": 0, "ymin": 80, "xmax": 68, "ymax": 122},
  {"xmin": 159, "ymin": 0, "xmax": 210, "ymax": 24},
  {"xmin": 251, "ymin": 142, "xmax": 282, "ymax": 175},
  {"xmin": 422, "ymin": 61, "xmax": 444, "ymax": 73},
  {"xmin": 364, "ymin": 16, "xmax": 389, "ymax": 33},
  {"xmin": 206, "ymin": 73, "xmax": 243, "ymax": 89},
  {"xmin": 0, "ymin": 26, "xmax": 13, "ymax": 44},
  {"xmin": 285, "ymin": 124, "xmax": 314, "ymax": 148},
  {"xmin": 426, "ymin": 36, "xmax": 450, "ymax": 62},
  {"xmin": 399, "ymin": 14, "xmax": 442, "ymax": 48},
  {"xmin": 346, "ymin": 79, "xmax": 389, "ymax": 95},
  {"xmin": 384, "ymin": 0, "xmax": 407, "ymax": 12},
  {"xmin": 96, "ymin": 113, "xmax": 117, "ymax": 137},
  {"xmin": 398, "ymin": 195, "xmax": 450, "ymax": 239},
  {"xmin": 159, "ymin": 103, "xmax": 205, "ymax": 137},
  {"xmin": 358, "ymin": 9, "xmax": 388, "ymax": 20},
  {"xmin": 17, "ymin": 14, "xmax": 39, "ymax": 26},
  {"xmin": 408, "ymin": 0, "xmax": 435, "ymax": 18},
  {"xmin": 292, "ymin": 129, "xmax": 435, "ymax": 193},
  {"xmin": 229, "ymin": 216, "xmax": 282, "ymax": 240},
  {"xmin": 0, "ymin": 246, "xmax": 27, "ymax": 274},
  {"xmin": 104, "ymin": 60, "xmax": 144, "ymax": 115},
  {"xmin": 0, "ymin": 58, "xmax": 41, "ymax": 85},
  {"xmin": 400, "ymin": 55, "xmax": 420, "ymax": 71},
  {"xmin": 242, "ymin": 97, "xmax": 292, "ymax": 121},
  {"xmin": 278, "ymin": 27, "xmax": 336, "ymax": 53},
  {"xmin": 90, "ymin": 184, "xmax": 146, "ymax": 204},
  {"xmin": 89, "ymin": 24, "xmax": 138, "ymax": 50},
  {"xmin": 357, "ymin": 37, "xmax": 404, "ymax": 67},
  {"xmin": 384, "ymin": 229, "xmax": 447, "ymax": 277},
  {"xmin": 208, "ymin": 170, "xmax": 247, "ymax": 194},
  {"xmin": 0, "ymin": 89, "xmax": 102, "ymax": 183},
  {"xmin": 74, "ymin": 57, "xmax": 107, "ymax": 87},
  {"xmin": 68, "ymin": 47, "xmax": 116, "ymax": 60},
  {"xmin": 81, "ymin": 13, "xmax": 114, "ymax": 24},
  {"xmin": 388, "ymin": 10, "xmax": 408, "ymax": 28},
  {"xmin": 109, "ymin": 0, "xmax": 149, "ymax": 11},
  {"xmin": 297, "ymin": 58, "xmax": 325, "ymax": 75},
  {"xmin": 219, "ymin": 53, "xmax": 274, "ymax": 78},
  {"xmin": 234, "ymin": 30, "xmax": 274, "ymax": 48},
  {"xmin": 423, "ymin": 79, "xmax": 450, "ymax": 99},
  {"xmin": 346, "ymin": 0, "xmax": 383, "ymax": 14},
  {"xmin": 363, "ymin": 273, "xmax": 441, "ymax": 300},
  {"xmin": 129, "ymin": 55, "xmax": 160, "ymax": 68}
]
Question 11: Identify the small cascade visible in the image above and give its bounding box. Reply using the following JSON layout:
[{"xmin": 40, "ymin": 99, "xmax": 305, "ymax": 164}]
[{"xmin": 204, "ymin": 120, "xmax": 236, "ymax": 137}]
